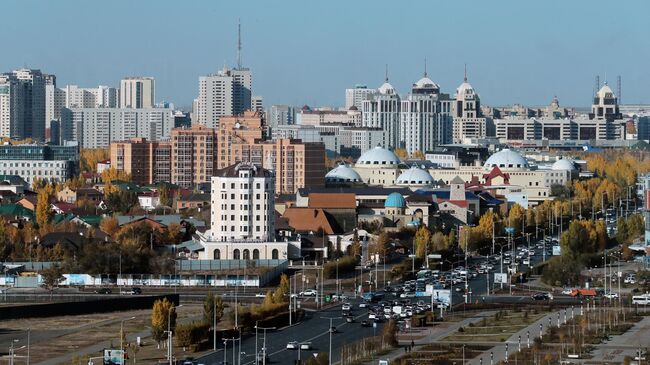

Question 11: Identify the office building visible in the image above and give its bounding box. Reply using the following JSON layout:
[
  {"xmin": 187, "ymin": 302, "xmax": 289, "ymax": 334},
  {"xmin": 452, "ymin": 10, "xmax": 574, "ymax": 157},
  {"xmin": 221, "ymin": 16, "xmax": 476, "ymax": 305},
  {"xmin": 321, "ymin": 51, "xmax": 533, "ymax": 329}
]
[
  {"xmin": 252, "ymin": 95, "xmax": 263, "ymax": 112},
  {"xmin": 345, "ymin": 84, "xmax": 376, "ymax": 110},
  {"xmin": 0, "ymin": 142, "xmax": 79, "ymax": 184},
  {"xmin": 120, "ymin": 77, "xmax": 155, "ymax": 108},
  {"xmin": 268, "ymin": 105, "xmax": 296, "ymax": 127},
  {"xmin": 196, "ymin": 67, "xmax": 252, "ymax": 128},
  {"xmin": 61, "ymin": 107, "xmax": 173, "ymax": 148},
  {"xmin": 66, "ymin": 85, "xmax": 119, "ymax": 108},
  {"xmin": 45, "ymin": 84, "xmax": 66, "ymax": 137},
  {"xmin": 452, "ymin": 74, "xmax": 487, "ymax": 143},
  {"xmin": 0, "ymin": 68, "xmax": 47, "ymax": 140},
  {"xmin": 399, "ymin": 72, "xmax": 453, "ymax": 153},
  {"xmin": 362, "ymin": 75, "xmax": 401, "ymax": 149}
]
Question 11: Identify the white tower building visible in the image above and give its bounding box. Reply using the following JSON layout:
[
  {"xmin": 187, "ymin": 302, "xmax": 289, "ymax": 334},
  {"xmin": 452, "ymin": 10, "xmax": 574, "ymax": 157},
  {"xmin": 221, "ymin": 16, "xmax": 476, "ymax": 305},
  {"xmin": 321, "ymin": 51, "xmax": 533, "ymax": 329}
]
[
  {"xmin": 346, "ymin": 85, "xmax": 377, "ymax": 110},
  {"xmin": 120, "ymin": 77, "xmax": 155, "ymax": 109},
  {"xmin": 208, "ymin": 162, "xmax": 275, "ymax": 243},
  {"xmin": 399, "ymin": 65, "xmax": 452, "ymax": 154},
  {"xmin": 452, "ymin": 69, "xmax": 486, "ymax": 143},
  {"xmin": 362, "ymin": 68, "xmax": 401, "ymax": 149}
]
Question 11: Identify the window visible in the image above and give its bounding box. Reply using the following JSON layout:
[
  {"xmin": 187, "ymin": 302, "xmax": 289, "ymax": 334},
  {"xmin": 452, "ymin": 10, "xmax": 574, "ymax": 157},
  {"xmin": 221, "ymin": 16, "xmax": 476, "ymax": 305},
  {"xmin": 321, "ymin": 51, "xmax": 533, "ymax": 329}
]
[
  {"xmin": 233, "ymin": 249, "xmax": 241, "ymax": 260},
  {"xmin": 271, "ymin": 249, "xmax": 279, "ymax": 260},
  {"xmin": 213, "ymin": 249, "xmax": 221, "ymax": 260},
  {"xmin": 243, "ymin": 249, "xmax": 250, "ymax": 260},
  {"xmin": 253, "ymin": 249, "xmax": 260, "ymax": 260}
]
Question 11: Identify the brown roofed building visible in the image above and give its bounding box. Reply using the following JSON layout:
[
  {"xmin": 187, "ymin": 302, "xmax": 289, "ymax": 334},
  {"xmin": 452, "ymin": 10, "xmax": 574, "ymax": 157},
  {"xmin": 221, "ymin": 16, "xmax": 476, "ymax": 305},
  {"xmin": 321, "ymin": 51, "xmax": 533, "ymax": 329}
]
[
  {"xmin": 307, "ymin": 193, "xmax": 356, "ymax": 209},
  {"xmin": 282, "ymin": 207, "xmax": 336, "ymax": 235}
]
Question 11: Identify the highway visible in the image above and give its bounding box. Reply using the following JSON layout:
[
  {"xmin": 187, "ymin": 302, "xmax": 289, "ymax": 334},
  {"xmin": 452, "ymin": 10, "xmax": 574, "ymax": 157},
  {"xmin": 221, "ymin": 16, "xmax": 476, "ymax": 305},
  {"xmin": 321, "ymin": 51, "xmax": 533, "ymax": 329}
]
[{"xmin": 197, "ymin": 297, "xmax": 382, "ymax": 365}]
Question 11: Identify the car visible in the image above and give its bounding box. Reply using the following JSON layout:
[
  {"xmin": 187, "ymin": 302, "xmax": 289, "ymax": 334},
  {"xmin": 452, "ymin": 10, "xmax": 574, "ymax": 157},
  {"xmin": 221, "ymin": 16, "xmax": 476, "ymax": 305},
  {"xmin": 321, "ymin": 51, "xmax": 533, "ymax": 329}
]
[
  {"xmin": 561, "ymin": 288, "xmax": 573, "ymax": 295},
  {"xmin": 330, "ymin": 326, "xmax": 338, "ymax": 333},
  {"xmin": 361, "ymin": 320, "xmax": 371, "ymax": 327},
  {"xmin": 95, "ymin": 288, "xmax": 112, "ymax": 294},
  {"xmin": 122, "ymin": 287, "xmax": 141, "ymax": 295},
  {"xmin": 255, "ymin": 292, "xmax": 266, "ymax": 298},
  {"xmin": 286, "ymin": 341, "xmax": 299, "ymax": 350},
  {"xmin": 604, "ymin": 292, "xmax": 619, "ymax": 299},
  {"xmin": 341, "ymin": 303, "xmax": 352, "ymax": 311},
  {"xmin": 532, "ymin": 292, "xmax": 552, "ymax": 301},
  {"xmin": 346, "ymin": 316, "xmax": 354, "ymax": 323},
  {"xmin": 300, "ymin": 343, "xmax": 311, "ymax": 350},
  {"xmin": 300, "ymin": 289, "xmax": 317, "ymax": 296}
]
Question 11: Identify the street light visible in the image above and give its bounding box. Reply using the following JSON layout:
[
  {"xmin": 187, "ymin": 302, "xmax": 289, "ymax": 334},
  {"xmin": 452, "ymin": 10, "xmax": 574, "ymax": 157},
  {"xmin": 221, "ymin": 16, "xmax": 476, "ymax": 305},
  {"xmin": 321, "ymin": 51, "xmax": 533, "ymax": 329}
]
[
  {"xmin": 120, "ymin": 316, "xmax": 136, "ymax": 365},
  {"xmin": 408, "ymin": 254, "xmax": 416, "ymax": 277},
  {"xmin": 321, "ymin": 317, "xmax": 342, "ymax": 365},
  {"xmin": 254, "ymin": 325, "xmax": 275, "ymax": 365},
  {"xmin": 166, "ymin": 305, "xmax": 181, "ymax": 364}
]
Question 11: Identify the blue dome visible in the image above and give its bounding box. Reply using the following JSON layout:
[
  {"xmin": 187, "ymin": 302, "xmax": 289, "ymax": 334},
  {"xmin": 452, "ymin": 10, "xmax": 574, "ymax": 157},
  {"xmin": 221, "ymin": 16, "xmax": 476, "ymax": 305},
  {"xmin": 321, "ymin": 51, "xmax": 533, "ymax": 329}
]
[{"xmin": 385, "ymin": 192, "xmax": 406, "ymax": 208}]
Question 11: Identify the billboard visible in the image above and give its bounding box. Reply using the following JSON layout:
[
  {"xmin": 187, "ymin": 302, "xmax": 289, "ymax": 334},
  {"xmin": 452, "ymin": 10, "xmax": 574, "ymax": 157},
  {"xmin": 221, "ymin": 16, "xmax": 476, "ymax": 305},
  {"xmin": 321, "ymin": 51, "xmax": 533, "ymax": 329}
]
[
  {"xmin": 430, "ymin": 288, "xmax": 451, "ymax": 305},
  {"xmin": 103, "ymin": 349, "xmax": 124, "ymax": 365},
  {"xmin": 552, "ymin": 245, "xmax": 561, "ymax": 256},
  {"xmin": 494, "ymin": 273, "xmax": 508, "ymax": 284}
]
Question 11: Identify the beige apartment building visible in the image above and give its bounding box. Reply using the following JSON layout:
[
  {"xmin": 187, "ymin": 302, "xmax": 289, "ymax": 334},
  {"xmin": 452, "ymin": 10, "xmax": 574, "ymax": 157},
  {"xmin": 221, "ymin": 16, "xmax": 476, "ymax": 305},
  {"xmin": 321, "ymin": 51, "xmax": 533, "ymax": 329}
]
[{"xmin": 110, "ymin": 137, "xmax": 171, "ymax": 185}]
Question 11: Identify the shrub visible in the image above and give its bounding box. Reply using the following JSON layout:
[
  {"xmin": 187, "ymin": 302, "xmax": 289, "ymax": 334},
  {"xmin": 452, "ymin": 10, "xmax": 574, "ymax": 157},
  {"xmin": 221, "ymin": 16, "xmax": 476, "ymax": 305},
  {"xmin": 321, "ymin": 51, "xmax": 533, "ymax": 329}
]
[{"xmin": 323, "ymin": 255, "xmax": 359, "ymax": 279}]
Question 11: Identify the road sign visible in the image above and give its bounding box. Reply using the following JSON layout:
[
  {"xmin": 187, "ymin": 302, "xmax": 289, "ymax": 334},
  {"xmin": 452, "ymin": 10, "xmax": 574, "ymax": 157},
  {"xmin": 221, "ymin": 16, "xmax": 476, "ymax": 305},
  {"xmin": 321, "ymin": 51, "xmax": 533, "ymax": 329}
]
[
  {"xmin": 505, "ymin": 227, "xmax": 515, "ymax": 234},
  {"xmin": 103, "ymin": 350, "xmax": 124, "ymax": 365},
  {"xmin": 379, "ymin": 361, "xmax": 389, "ymax": 365}
]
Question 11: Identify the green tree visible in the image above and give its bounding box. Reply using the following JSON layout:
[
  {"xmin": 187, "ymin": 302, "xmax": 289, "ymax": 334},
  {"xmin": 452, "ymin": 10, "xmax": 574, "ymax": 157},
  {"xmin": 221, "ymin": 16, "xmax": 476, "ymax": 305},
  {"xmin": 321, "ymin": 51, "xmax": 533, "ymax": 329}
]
[{"xmin": 203, "ymin": 292, "xmax": 225, "ymax": 326}]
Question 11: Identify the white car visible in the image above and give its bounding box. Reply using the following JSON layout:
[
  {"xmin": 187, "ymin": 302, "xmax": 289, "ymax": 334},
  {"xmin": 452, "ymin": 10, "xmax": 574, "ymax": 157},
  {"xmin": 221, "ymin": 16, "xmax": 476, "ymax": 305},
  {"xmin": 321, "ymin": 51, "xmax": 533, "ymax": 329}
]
[
  {"xmin": 286, "ymin": 341, "xmax": 299, "ymax": 350},
  {"xmin": 300, "ymin": 343, "xmax": 311, "ymax": 350},
  {"xmin": 359, "ymin": 302, "xmax": 368, "ymax": 308},
  {"xmin": 300, "ymin": 289, "xmax": 317, "ymax": 296},
  {"xmin": 341, "ymin": 303, "xmax": 352, "ymax": 311},
  {"xmin": 604, "ymin": 292, "xmax": 619, "ymax": 299},
  {"xmin": 255, "ymin": 292, "xmax": 266, "ymax": 298}
]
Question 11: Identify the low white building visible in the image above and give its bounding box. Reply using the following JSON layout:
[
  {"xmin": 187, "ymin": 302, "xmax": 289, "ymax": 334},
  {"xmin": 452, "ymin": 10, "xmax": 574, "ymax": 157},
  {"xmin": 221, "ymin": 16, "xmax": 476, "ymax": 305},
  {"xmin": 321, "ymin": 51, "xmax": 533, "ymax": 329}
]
[{"xmin": 0, "ymin": 160, "xmax": 73, "ymax": 184}]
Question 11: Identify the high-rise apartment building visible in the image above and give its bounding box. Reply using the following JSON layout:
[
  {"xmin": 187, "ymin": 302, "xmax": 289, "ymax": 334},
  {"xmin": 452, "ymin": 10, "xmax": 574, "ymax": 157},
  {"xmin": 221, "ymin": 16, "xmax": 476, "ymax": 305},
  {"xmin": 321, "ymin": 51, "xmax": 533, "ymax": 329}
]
[
  {"xmin": 170, "ymin": 124, "xmax": 217, "ymax": 188},
  {"xmin": 61, "ymin": 107, "xmax": 173, "ymax": 148},
  {"xmin": 0, "ymin": 68, "xmax": 47, "ymax": 140},
  {"xmin": 66, "ymin": 85, "xmax": 119, "ymax": 108},
  {"xmin": 345, "ymin": 84, "xmax": 377, "ymax": 110},
  {"xmin": 399, "ymin": 72, "xmax": 453, "ymax": 153},
  {"xmin": 196, "ymin": 67, "xmax": 252, "ymax": 128},
  {"xmin": 110, "ymin": 138, "xmax": 171, "ymax": 185},
  {"xmin": 216, "ymin": 111, "xmax": 264, "ymax": 169},
  {"xmin": 120, "ymin": 77, "xmax": 155, "ymax": 109},
  {"xmin": 362, "ymin": 76, "xmax": 401, "ymax": 149},
  {"xmin": 252, "ymin": 95, "xmax": 263, "ymax": 112},
  {"xmin": 232, "ymin": 138, "xmax": 325, "ymax": 194}
]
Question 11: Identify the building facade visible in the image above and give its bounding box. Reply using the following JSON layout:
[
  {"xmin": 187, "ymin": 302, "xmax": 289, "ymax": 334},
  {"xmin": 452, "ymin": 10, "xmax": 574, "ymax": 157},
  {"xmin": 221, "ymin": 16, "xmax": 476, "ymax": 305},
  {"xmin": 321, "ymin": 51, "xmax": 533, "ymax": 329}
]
[
  {"xmin": 362, "ymin": 77, "xmax": 401, "ymax": 149},
  {"xmin": 399, "ymin": 73, "xmax": 453, "ymax": 153},
  {"xmin": 61, "ymin": 107, "xmax": 173, "ymax": 148},
  {"xmin": 196, "ymin": 67, "xmax": 252, "ymax": 128},
  {"xmin": 0, "ymin": 68, "xmax": 47, "ymax": 140},
  {"xmin": 170, "ymin": 124, "xmax": 217, "ymax": 188},
  {"xmin": 452, "ymin": 75, "xmax": 486, "ymax": 143},
  {"xmin": 120, "ymin": 77, "xmax": 155, "ymax": 109},
  {"xmin": 110, "ymin": 138, "xmax": 171, "ymax": 185},
  {"xmin": 0, "ymin": 143, "xmax": 79, "ymax": 184},
  {"xmin": 345, "ymin": 85, "xmax": 377, "ymax": 110}
]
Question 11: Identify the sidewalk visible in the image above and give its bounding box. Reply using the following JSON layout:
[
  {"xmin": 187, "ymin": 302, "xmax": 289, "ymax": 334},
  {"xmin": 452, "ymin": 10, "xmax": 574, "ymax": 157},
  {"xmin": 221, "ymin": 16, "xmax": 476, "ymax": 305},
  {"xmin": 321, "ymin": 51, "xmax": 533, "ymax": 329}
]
[
  {"xmin": 466, "ymin": 308, "xmax": 568, "ymax": 365},
  {"xmin": 362, "ymin": 311, "xmax": 496, "ymax": 365}
]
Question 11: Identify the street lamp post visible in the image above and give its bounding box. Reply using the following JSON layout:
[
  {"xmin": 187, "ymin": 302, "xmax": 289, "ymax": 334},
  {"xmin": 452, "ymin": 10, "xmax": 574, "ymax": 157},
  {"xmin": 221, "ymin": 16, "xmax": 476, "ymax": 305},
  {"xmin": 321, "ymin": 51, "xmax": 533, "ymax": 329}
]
[
  {"xmin": 408, "ymin": 254, "xmax": 416, "ymax": 277},
  {"xmin": 120, "ymin": 316, "xmax": 136, "ymax": 365},
  {"xmin": 322, "ymin": 317, "xmax": 342, "ymax": 365},
  {"xmin": 255, "ymin": 325, "xmax": 275, "ymax": 365},
  {"xmin": 213, "ymin": 299, "xmax": 217, "ymax": 351},
  {"xmin": 167, "ymin": 305, "xmax": 181, "ymax": 364}
]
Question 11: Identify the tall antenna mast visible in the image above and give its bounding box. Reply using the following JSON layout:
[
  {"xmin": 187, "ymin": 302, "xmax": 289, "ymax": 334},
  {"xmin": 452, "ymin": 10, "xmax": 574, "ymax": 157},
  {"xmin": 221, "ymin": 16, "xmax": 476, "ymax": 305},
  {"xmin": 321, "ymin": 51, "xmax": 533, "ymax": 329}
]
[
  {"xmin": 464, "ymin": 63, "xmax": 467, "ymax": 82},
  {"xmin": 385, "ymin": 64, "xmax": 389, "ymax": 82},
  {"xmin": 424, "ymin": 58, "xmax": 428, "ymax": 77},
  {"xmin": 617, "ymin": 75, "xmax": 621, "ymax": 104},
  {"xmin": 237, "ymin": 18, "xmax": 242, "ymax": 69},
  {"xmin": 595, "ymin": 75, "xmax": 600, "ymax": 95}
]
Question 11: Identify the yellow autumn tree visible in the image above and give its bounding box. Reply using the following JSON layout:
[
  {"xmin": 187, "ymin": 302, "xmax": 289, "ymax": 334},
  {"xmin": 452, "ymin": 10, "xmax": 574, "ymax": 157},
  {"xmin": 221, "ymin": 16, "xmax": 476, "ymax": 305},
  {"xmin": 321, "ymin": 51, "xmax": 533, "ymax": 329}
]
[{"xmin": 35, "ymin": 189, "xmax": 53, "ymax": 228}]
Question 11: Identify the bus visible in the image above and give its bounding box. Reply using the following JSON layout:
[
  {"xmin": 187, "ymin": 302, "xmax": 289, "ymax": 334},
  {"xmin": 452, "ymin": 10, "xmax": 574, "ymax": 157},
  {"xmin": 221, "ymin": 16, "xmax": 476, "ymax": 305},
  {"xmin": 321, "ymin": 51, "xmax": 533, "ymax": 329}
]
[
  {"xmin": 632, "ymin": 294, "xmax": 650, "ymax": 305},
  {"xmin": 362, "ymin": 292, "xmax": 385, "ymax": 303}
]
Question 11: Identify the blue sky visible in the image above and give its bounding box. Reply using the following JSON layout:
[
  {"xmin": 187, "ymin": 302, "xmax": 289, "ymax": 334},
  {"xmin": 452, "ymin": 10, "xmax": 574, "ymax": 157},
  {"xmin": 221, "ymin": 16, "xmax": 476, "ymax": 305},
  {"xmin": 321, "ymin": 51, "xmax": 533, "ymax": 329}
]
[{"xmin": 2, "ymin": 0, "xmax": 649, "ymax": 109}]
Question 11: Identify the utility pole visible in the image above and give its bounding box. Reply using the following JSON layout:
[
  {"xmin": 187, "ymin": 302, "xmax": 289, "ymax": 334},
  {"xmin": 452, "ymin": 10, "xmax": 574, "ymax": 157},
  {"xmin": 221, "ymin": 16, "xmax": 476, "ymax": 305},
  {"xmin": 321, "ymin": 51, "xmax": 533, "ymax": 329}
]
[{"xmin": 256, "ymin": 325, "xmax": 275, "ymax": 365}]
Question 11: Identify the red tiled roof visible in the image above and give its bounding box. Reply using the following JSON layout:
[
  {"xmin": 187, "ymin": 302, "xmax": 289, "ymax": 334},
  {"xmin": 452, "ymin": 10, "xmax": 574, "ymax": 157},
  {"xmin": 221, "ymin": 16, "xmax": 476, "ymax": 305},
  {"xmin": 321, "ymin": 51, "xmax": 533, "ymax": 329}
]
[{"xmin": 282, "ymin": 207, "xmax": 335, "ymax": 234}]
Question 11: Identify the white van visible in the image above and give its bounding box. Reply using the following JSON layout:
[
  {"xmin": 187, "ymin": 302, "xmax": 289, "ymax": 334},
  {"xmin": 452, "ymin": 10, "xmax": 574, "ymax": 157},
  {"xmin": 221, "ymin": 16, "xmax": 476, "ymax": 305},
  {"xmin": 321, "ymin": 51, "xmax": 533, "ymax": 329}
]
[{"xmin": 632, "ymin": 294, "xmax": 650, "ymax": 305}]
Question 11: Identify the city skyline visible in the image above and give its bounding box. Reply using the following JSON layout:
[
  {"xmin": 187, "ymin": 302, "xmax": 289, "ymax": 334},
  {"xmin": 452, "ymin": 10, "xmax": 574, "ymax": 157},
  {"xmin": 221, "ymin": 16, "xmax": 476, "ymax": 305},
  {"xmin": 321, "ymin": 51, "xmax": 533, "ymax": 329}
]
[{"xmin": 1, "ymin": 0, "xmax": 649, "ymax": 109}]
